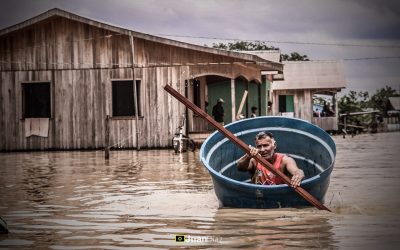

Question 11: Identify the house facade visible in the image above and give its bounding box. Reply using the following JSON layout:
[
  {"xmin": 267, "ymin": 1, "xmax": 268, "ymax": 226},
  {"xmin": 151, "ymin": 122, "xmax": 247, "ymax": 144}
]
[
  {"xmin": 0, "ymin": 8, "xmax": 282, "ymax": 151},
  {"xmin": 241, "ymin": 51, "xmax": 346, "ymax": 131},
  {"xmin": 271, "ymin": 61, "xmax": 346, "ymax": 131}
]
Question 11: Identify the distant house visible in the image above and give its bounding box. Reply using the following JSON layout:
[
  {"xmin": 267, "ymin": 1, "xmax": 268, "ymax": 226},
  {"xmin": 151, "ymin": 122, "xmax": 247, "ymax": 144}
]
[
  {"xmin": 387, "ymin": 97, "xmax": 400, "ymax": 131},
  {"xmin": 271, "ymin": 61, "xmax": 346, "ymax": 130},
  {"xmin": 0, "ymin": 8, "xmax": 282, "ymax": 151},
  {"xmin": 389, "ymin": 97, "xmax": 400, "ymax": 112},
  {"xmin": 244, "ymin": 51, "xmax": 346, "ymax": 131}
]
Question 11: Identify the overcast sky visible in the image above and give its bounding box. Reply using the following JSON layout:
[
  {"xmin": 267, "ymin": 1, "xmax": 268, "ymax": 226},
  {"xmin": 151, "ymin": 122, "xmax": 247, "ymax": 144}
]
[{"xmin": 1, "ymin": 0, "xmax": 399, "ymax": 96}]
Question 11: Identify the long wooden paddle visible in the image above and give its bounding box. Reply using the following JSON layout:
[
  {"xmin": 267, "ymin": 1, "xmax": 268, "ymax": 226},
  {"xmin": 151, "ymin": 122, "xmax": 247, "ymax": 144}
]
[{"xmin": 164, "ymin": 84, "xmax": 331, "ymax": 211}]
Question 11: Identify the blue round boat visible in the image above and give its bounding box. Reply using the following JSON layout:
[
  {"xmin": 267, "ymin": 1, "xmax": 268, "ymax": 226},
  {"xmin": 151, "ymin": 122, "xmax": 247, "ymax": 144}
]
[{"xmin": 200, "ymin": 116, "xmax": 336, "ymax": 209}]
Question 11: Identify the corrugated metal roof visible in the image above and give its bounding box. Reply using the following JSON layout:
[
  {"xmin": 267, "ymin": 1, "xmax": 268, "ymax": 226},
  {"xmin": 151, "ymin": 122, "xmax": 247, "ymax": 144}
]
[
  {"xmin": 389, "ymin": 97, "xmax": 400, "ymax": 110},
  {"xmin": 271, "ymin": 61, "xmax": 346, "ymax": 90}
]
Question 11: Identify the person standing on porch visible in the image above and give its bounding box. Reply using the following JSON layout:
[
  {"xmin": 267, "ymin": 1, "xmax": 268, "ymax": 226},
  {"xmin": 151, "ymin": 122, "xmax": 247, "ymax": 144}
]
[
  {"xmin": 212, "ymin": 98, "xmax": 225, "ymax": 126},
  {"xmin": 251, "ymin": 106, "xmax": 258, "ymax": 118}
]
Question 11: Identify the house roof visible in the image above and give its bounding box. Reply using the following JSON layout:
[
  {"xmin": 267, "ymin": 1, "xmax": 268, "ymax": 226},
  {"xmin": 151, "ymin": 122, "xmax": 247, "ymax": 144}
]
[
  {"xmin": 0, "ymin": 8, "xmax": 283, "ymax": 72},
  {"xmin": 241, "ymin": 50, "xmax": 281, "ymax": 63},
  {"xmin": 389, "ymin": 97, "xmax": 400, "ymax": 110},
  {"xmin": 271, "ymin": 60, "xmax": 346, "ymax": 90}
]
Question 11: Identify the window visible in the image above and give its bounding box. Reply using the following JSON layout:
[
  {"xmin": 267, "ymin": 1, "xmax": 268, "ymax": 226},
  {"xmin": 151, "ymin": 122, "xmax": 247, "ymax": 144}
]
[
  {"xmin": 22, "ymin": 82, "xmax": 51, "ymax": 118},
  {"xmin": 278, "ymin": 95, "xmax": 294, "ymax": 113},
  {"xmin": 112, "ymin": 80, "xmax": 141, "ymax": 117}
]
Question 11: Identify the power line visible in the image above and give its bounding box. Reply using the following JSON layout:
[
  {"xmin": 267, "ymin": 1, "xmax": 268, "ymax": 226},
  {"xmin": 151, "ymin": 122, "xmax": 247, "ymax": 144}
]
[
  {"xmin": 343, "ymin": 56, "xmax": 400, "ymax": 61},
  {"xmin": 156, "ymin": 33, "xmax": 400, "ymax": 49},
  {"xmin": 1, "ymin": 56, "xmax": 399, "ymax": 69},
  {"xmin": 2, "ymin": 32, "xmax": 400, "ymax": 57},
  {"xmin": 0, "ymin": 31, "xmax": 399, "ymax": 64},
  {"xmin": 0, "ymin": 33, "xmax": 126, "ymax": 55}
]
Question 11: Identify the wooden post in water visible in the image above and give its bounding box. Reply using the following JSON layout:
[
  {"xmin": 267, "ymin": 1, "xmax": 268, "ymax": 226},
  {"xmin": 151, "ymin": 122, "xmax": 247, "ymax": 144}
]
[
  {"xmin": 164, "ymin": 84, "xmax": 331, "ymax": 212},
  {"xmin": 105, "ymin": 115, "xmax": 110, "ymax": 160},
  {"xmin": 130, "ymin": 35, "xmax": 140, "ymax": 151}
]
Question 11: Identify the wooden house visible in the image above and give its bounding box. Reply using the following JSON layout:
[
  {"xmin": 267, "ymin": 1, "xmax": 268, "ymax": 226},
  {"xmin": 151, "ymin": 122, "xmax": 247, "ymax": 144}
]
[
  {"xmin": 0, "ymin": 8, "xmax": 282, "ymax": 151},
  {"xmin": 239, "ymin": 51, "xmax": 346, "ymax": 131},
  {"xmin": 387, "ymin": 97, "xmax": 400, "ymax": 131},
  {"xmin": 271, "ymin": 61, "xmax": 346, "ymax": 131}
]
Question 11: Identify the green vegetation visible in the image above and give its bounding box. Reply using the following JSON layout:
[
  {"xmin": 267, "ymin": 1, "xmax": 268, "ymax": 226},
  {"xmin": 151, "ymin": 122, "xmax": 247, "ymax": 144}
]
[
  {"xmin": 280, "ymin": 52, "xmax": 309, "ymax": 61},
  {"xmin": 210, "ymin": 41, "xmax": 309, "ymax": 61},
  {"xmin": 211, "ymin": 41, "xmax": 278, "ymax": 51},
  {"xmin": 338, "ymin": 86, "xmax": 399, "ymax": 116},
  {"xmin": 338, "ymin": 86, "xmax": 399, "ymax": 129}
]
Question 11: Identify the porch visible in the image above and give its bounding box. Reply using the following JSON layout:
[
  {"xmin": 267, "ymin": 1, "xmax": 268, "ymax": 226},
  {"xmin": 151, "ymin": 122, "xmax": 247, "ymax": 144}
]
[{"xmin": 185, "ymin": 69, "xmax": 275, "ymax": 134}]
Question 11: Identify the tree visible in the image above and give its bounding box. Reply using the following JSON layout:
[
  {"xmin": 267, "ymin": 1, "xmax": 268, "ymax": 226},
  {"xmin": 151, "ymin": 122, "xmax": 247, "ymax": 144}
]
[
  {"xmin": 338, "ymin": 90, "xmax": 370, "ymax": 126},
  {"xmin": 212, "ymin": 41, "xmax": 278, "ymax": 51},
  {"xmin": 280, "ymin": 52, "xmax": 310, "ymax": 61},
  {"xmin": 211, "ymin": 41, "xmax": 309, "ymax": 61},
  {"xmin": 369, "ymin": 86, "xmax": 400, "ymax": 116},
  {"xmin": 338, "ymin": 86, "xmax": 399, "ymax": 131},
  {"xmin": 313, "ymin": 96, "xmax": 327, "ymax": 106},
  {"xmin": 338, "ymin": 90, "xmax": 370, "ymax": 115}
]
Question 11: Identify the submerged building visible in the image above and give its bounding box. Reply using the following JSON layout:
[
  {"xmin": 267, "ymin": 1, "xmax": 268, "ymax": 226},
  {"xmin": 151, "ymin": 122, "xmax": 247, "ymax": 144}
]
[{"xmin": 0, "ymin": 8, "xmax": 282, "ymax": 151}]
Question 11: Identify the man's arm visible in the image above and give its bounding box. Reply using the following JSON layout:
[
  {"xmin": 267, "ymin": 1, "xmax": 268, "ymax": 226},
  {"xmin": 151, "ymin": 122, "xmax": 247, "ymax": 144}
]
[
  {"xmin": 237, "ymin": 154, "xmax": 253, "ymax": 172},
  {"xmin": 283, "ymin": 156, "xmax": 304, "ymax": 187},
  {"xmin": 237, "ymin": 145, "xmax": 258, "ymax": 172}
]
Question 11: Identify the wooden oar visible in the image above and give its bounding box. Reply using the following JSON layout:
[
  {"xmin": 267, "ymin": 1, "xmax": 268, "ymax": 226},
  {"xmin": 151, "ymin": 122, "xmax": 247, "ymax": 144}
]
[{"xmin": 164, "ymin": 84, "xmax": 331, "ymax": 212}]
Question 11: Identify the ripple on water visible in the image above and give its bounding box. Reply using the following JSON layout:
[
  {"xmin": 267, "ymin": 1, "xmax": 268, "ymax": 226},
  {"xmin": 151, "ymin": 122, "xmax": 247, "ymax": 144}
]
[{"xmin": 0, "ymin": 133, "xmax": 400, "ymax": 248}]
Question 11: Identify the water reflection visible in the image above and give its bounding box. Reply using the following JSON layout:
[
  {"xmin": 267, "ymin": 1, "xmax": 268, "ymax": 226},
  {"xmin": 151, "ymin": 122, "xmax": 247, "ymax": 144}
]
[
  {"xmin": 211, "ymin": 208, "xmax": 336, "ymax": 248},
  {"xmin": 0, "ymin": 132, "xmax": 400, "ymax": 248}
]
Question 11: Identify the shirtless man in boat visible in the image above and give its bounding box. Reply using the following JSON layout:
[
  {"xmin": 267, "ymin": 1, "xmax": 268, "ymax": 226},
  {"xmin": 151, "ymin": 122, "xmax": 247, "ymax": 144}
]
[{"xmin": 237, "ymin": 131, "xmax": 304, "ymax": 187}]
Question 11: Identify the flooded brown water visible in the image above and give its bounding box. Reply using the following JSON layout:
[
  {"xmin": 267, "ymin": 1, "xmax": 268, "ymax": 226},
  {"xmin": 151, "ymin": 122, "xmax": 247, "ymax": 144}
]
[{"xmin": 1, "ymin": 132, "xmax": 400, "ymax": 249}]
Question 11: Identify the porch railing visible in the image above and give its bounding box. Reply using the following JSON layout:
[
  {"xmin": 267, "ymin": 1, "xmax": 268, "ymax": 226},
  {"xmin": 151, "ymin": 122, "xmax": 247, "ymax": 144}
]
[
  {"xmin": 190, "ymin": 115, "xmax": 210, "ymax": 132},
  {"xmin": 311, "ymin": 117, "xmax": 338, "ymax": 131}
]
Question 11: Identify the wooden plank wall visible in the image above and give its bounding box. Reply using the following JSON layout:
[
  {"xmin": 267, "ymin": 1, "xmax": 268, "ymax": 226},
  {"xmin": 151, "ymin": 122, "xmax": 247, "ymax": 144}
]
[
  {"xmin": 272, "ymin": 89, "xmax": 339, "ymax": 131},
  {"xmin": 0, "ymin": 70, "xmax": 55, "ymax": 150},
  {"xmin": 0, "ymin": 17, "xmax": 132, "ymax": 71},
  {"xmin": 133, "ymin": 38, "xmax": 258, "ymax": 69},
  {"xmin": 0, "ymin": 66, "xmax": 187, "ymax": 151},
  {"xmin": 312, "ymin": 117, "xmax": 337, "ymax": 131},
  {"xmin": 294, "ymin": 89, "xmax": 313, "ymax": 122},
  {"xmin": 272, "ymin": 89, "xmax": 313, "ymax": 122}
]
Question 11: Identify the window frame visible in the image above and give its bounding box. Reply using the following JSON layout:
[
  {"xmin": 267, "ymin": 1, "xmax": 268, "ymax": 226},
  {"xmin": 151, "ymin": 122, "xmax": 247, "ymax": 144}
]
[
  {"xmin": 192, "ymin": 79, "xmax": 201, "ymax": 108},
  {"xmin": 21, "ymin": 81, "xmax": 52, "ymax": 119},
  {"xmin": 278, "ymin": 94, "xmax": 294, "ymax": 113},
  {"xmin": 111, "ymin": 79, "xmax": 142, "ymax": 118}
]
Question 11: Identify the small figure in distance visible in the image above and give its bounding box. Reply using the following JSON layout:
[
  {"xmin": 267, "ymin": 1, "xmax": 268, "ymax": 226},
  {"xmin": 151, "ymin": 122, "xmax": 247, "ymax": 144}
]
[
  {"xmin": 251, "ymin": 106, "xmax": 258, "ymax": 118},
  {"xmin": 212, "ymin": 98, "xmax": 225, "ymax": 125}
]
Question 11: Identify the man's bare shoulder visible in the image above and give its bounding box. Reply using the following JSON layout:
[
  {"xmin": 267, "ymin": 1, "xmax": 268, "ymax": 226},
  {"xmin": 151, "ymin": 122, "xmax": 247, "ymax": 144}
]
[
  {"xmin": 281, "ymin": 154, "xmax": 294, "ymax": 162},
  {"xmin": 280, "ymin": 154, "xmax": 296, "ymax": 169}
]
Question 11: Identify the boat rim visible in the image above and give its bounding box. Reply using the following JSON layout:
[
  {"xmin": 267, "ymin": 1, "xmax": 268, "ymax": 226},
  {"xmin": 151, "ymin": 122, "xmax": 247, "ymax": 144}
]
[{"xmin": 199, "ymin": 116, "xmax": 336, "ymax": 189}]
